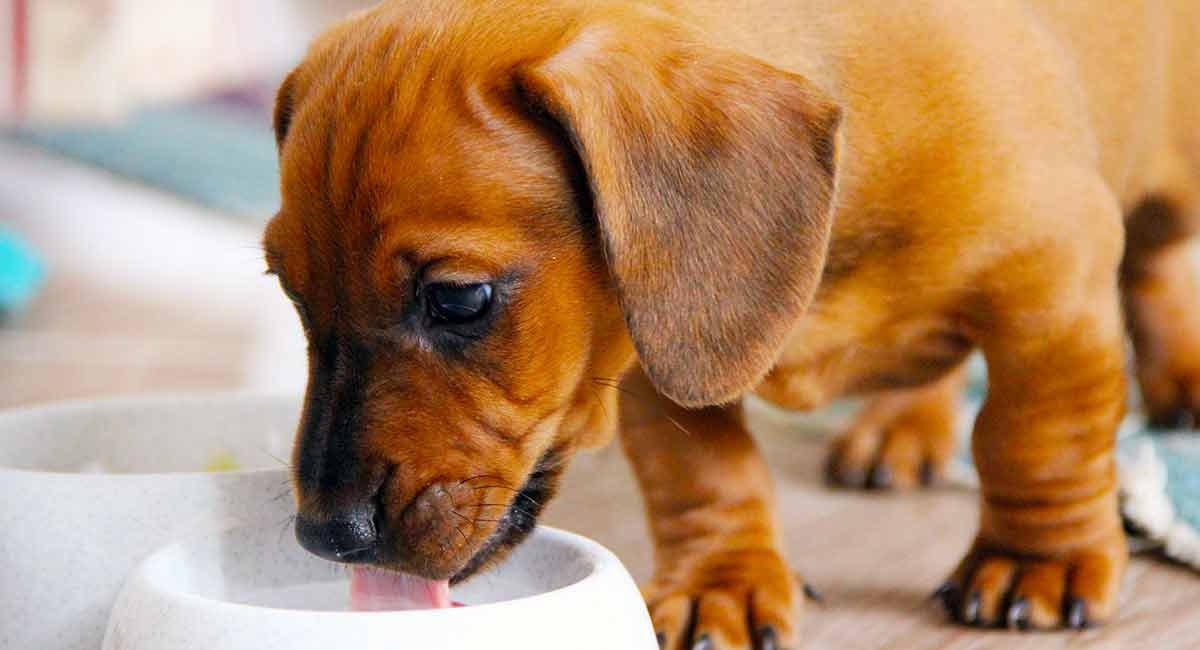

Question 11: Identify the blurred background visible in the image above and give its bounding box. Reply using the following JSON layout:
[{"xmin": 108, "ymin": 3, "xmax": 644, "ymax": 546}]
[{"xmin": 0, "ymin": 0, "xmax": 375, "ymax": 408}]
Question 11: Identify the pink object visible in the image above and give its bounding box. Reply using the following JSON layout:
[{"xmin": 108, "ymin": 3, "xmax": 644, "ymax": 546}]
[{"xmin": 350, "ymin": 567, "xmax": 453, "ymax": 611}]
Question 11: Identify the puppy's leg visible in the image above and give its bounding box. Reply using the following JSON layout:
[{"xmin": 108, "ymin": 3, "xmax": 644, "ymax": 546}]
[
  {"xmin": 826, "ymin": 365, "xmax": 966, "ymax": 490},
  {"xmin": 620, "ymin": 369, "xmax": 797, "ymax": 650},
  {"xmin": 940, "ymin": 178, "xmax": 1128, "ymax": 630},
  {"xmin": 1122, "ymin": 175, "xmax": 1200, "ymax": 429}
]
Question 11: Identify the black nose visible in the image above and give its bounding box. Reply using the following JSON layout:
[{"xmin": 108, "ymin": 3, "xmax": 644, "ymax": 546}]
[{"xmin": 295, "ymin": 505, "xmax": 380, "ymax": 563}]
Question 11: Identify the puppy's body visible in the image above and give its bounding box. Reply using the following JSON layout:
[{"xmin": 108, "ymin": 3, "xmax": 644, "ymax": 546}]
[
  {"xmin": 689, "ymin": 0, "xmax": 1198, "ymax": 408},
  {"xmin": 266, "ymin": 1, "xmax": 1200, "ymax": 647}
]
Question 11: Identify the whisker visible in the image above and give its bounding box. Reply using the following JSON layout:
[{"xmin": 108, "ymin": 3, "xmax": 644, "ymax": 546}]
[
  {"xmin": 513, "ymin": 492, "xmax": 543, "ymax": 507},
  {"xmin": 262, "ymin": 449, "xmax": 293, "ymax": 471},
  {"xmin": 469, "ymin": 485, "xmax": 521, "ymax": 493},
  {"xmin": 468, "ymin": 486, "xmax": 542, "ymax": 507},
  {"xmin": 458, "ymin": 474, "xmax": 507, "ymax": 486},
  {"xmin": 585, "ymin": 383, "xmax": 612, "ymax": 430},
  {"xmin": 477, "ymin": 503, "xmax": 535, "ymax": 515},
  {"xmin": 475, "ymin": 503, "xmax": 538, "ymax": 518},
  {"xmin": 276, "ymin": 514, "xmax": 297, "ymax": 545},
  {"xmin": 444, "ymin": 515, "xmax": 473, "ymax": 547},
  {"xmin": 591, "ymin": 377, "xmax": 696, "ymax": 438}
]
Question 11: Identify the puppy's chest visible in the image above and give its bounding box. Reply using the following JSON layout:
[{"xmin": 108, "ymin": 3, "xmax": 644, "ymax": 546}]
[{"xmin": 753, "ymin": 295, "xmax": 971, "ymax": 411}]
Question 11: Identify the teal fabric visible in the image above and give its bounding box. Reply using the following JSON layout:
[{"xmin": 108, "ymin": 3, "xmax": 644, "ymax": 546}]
[
  {"xmin": 1155, "ymin": 435, "xmax": 1200, "ymax": 533},
  {"xmin": 0, "ymin": 227, "xmax": 45, "ymax": 313},
  {"xmin": 7, "ymin": 104, "xmax": 279, "ymax": 220}
]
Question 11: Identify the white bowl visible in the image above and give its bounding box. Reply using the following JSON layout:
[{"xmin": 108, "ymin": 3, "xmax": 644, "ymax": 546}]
[
  {"xmin": 103, "ymin": 524, "xmax": 658, "ymax": 650},
  {"xmin": 0, "ymin": 394, "xmax": 300, "ymax": 650}
]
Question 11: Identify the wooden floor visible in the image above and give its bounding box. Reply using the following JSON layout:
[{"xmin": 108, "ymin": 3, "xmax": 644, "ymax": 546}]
[
  {"xmin": 548, "ymin": 405, "xmax": 1200, "ymax": 650},
  {"xmin": 3, "ymin": 145, "xmax": 1198, "ymax": 649}
]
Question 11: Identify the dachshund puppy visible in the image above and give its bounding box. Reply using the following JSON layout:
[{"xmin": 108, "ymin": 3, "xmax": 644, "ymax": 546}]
[{"xmin": 263, "ymin": 1, "xmax": 1200, "ymax": 647}]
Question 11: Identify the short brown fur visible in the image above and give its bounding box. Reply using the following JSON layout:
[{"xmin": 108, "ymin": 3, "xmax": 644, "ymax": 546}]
[{"xmin": 265, "ymin": 1, "xmax": 1200, "ymax": 646}]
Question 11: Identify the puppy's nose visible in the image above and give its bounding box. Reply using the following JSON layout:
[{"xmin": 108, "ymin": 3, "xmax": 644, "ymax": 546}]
[{"xmin": 295, "ymin": 504, "xmax": 379, "ymax": 563}]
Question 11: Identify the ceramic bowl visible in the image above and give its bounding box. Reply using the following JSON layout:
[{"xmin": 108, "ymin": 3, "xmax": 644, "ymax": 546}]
[
  {"xmin": 0, "ymin": 394, "xmax": 299, "ymax": 650},
  {"xmin": 103, "ymin": 524, "xmax": 658, "ymax": 650}
]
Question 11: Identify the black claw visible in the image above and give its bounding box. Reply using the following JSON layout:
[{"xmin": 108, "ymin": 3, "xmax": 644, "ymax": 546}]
[
  {"xmin": 932, "ymin": 581, "xmax": 960, "ymax": 614},
  {"xmin": 931, "ymin": 582, "xmax": 954, "ymax": 600},
  {"xmin": 962, "ymin": 591, "xmax": 982, "ymax": 625},
  {"xmin": 657, "ymin": 632, "xmax": 667, "ymax": 648},
  {"xmin": 1149, "ymin": 407, "xmax": 1197, "ymax": 431},
  {"xmin": 919, "ymin": 460, "xmax": 938, "ymax": 486},
  {"xmin": 1123, "ymin": 515, "xmax": 1151, "ymax": 537},
  {"xmin": 803, "ymin": 582, "xmax": 825, "ymax": 603},
  {"xmin": 826, "ymin": 456, "xmax": 866, "ymax": 487},
  {"xmin": 1006, "ymin": 597, "xmax": 1030, "ymax": 630},
  {"xmin": 867, "ymin": 464, "xmax": 893, "ymax": 489},
  {"xmin": 756, "ymin": 626, "xmax": 779, "ymax": 650},
  {"xmin": 823, "ymin": 453, "xmax": 847, "ymax": 486},
  {"xmin": 840, "ymin": 468, "xmax": 867, "ymax": 487},
  {"xmin": 691, "ymin": 634, "xmax": 713, "ymax": 650},
  {"xmin": 1066, "ymin": 597, "xmax": 1089, "ymax": 629}
]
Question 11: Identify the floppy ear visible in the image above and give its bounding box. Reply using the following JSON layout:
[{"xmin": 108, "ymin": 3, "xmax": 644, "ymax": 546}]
[
  {"xmin": 516, "ymin": 13, "xmax": 842, "ymax": 407},
  {"xmin": 273, "ymin": 70, "xmax": 300, "ymax": 148}
]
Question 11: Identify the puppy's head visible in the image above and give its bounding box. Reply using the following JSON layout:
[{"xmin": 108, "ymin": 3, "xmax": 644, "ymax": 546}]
[{"xmin": 263, "ymin": 0, "xmax": 840, "ymax": 585}]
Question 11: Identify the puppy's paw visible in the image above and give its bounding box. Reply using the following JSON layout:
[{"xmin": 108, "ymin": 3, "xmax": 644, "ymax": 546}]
[
  {"xmin": 935, "ymin": 540, "xmax": 1126, "ymax": 630},
  {"xmin": 647, "ymin": 549, "xmax": 801, "ymax": 650},
  {"xmin": 1140, "ymin": 366, "xmax": 1200, "ymax": 431},
  {"xmin": 825, "ymin": 419, "xmax": 954, "ymax": 490}
]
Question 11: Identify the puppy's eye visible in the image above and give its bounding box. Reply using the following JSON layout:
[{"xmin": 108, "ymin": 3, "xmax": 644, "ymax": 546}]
[{"xmin": 426, "ymin": 283, "xmax": 493, "ymax": 324}]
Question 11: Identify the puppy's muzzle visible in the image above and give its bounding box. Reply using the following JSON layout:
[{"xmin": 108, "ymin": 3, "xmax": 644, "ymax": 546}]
[{"xmin": 295, "ymin": 477, "xmax": 491, "ymax": 579}]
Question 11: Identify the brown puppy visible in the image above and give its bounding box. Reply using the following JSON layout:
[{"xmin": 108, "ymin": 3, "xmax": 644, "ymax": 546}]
[{"xmin": 263, "ymin": 0, "xmax": 1200, "ymax": 647}]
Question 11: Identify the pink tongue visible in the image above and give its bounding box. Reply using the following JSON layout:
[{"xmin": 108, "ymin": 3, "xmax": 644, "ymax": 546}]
[{"xmin": 350, "ymin": 567, "xmax": 454, "ymax": 611}]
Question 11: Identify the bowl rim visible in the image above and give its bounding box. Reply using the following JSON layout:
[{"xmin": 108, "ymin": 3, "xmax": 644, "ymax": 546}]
[
  {"xmin": 126, "ymin": 525, "xmax": 624, "ymax": 618},
  {"xmin": 0, "ymin": 391, "xmax": 300, "ymax": 478}
]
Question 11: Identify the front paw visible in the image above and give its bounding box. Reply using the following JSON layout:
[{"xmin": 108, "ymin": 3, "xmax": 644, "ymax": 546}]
[
  {"xmin": 825, "ymin": 419, "xmax": 954, "ymax": 490},
  {"xmin": 935, "ymin": 538, "xmax": 1127, "ymax": 630},
  {"xmin": 646, "ymin": 548, "xmax": 800, "ymax": 650}
]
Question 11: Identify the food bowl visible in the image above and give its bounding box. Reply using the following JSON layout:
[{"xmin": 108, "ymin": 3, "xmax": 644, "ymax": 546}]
[
  {"xmin": 0, "ymin": 394, "xmax": 299, "ymax": 650},
  {"xmin": 103, "ymin": 523, "xmax": 657, "ymax": 650}
]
